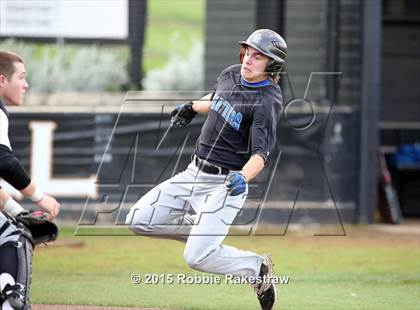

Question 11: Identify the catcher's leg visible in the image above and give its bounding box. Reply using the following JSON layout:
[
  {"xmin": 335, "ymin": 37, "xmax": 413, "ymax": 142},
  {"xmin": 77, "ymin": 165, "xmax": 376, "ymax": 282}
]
[
  {"xmin": 0, "ymin": 238, "xmax": 33, "ymax": 310},
  {"xmin": 0, "ymin": 222, "xmax": 33, "ymax": 310}
]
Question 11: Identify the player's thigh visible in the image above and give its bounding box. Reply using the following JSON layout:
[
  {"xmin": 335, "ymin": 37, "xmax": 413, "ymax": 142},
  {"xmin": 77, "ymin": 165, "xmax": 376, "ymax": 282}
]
[
  {"xmin": 191, "ymin": 186, "xmax": 247, "ymax": 236},
  {"xmin": 126, "ymin": 173, "xmax": 194, "ymax": 225}
]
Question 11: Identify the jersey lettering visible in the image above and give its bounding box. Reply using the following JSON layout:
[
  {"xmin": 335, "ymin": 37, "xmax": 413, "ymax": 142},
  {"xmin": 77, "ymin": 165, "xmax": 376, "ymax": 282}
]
[{"xmin": 211, "ymin": 94, "xmax": 243, "ymax": 131}]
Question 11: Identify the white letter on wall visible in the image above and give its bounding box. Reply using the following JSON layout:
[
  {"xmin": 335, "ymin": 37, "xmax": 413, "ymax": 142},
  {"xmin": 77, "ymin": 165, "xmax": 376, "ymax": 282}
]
[{"xmin": 29, "ymin": 121, "xmax": 98, "ymax": 198}]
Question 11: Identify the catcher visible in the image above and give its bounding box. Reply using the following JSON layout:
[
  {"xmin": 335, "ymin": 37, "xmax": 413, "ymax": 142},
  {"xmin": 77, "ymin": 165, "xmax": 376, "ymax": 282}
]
[{"xmin": 0, "ymin": 50, "xmax": 60, "ymax": 310}]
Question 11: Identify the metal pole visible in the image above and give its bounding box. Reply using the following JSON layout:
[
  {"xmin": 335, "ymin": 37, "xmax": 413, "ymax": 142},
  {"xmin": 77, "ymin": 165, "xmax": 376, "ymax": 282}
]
[
  {"xmin": 129, "ymin": 0, "xmax": 147, "ymax": 89},
  {"xmin": 358, "ymin": 0, "xmax": 382, "ymax": 223},
  {"xmin": 326, "ymin": 0, "xmax": 340, "ymax": 104}
]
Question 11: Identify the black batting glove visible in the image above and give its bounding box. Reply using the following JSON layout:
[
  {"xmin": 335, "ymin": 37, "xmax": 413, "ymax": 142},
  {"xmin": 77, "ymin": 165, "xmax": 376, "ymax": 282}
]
[{"xmin": 170, "ymin": 102, "xmax": 197, "ymax": 128}]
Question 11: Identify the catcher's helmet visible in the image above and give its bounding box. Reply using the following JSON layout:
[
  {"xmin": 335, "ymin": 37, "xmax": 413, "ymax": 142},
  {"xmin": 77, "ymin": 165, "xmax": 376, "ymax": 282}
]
[{"xmin": 239, "ymin": 29, "xmax": 287, "ymax": 77}]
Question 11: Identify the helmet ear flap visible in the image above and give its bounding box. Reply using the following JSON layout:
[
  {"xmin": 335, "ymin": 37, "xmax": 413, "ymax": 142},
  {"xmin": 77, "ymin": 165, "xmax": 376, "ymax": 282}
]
[
  {"xmin": 239, "ymin": 46, "xmax": 246, "ymax": 63},
  {"xmin": 266, "ymin": 59, "xmax": 285, "ymax": 75},
  {"xmin": 266, "ymin": 59, "xmax": 275, "ymax": 73}
]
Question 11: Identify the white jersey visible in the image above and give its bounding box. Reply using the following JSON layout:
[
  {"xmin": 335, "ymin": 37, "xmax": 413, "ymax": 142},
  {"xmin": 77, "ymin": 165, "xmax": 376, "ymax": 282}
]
[
  {"xmin": 0, "ymin": 100, "xmax": 12, "ymax": 150},
  {"xmin": 0, "ymin": 212, "xmax": 20, "ymax": 246}
]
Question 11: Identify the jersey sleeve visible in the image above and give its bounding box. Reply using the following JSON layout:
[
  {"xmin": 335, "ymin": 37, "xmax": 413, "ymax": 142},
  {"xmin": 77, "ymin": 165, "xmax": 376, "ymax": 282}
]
[
  {"xmin": 250, "ymin": 99, "xmax": 280, "ymax": 162},
  {"xmin": 0, "ymin": 144, "xmax": 31, "ymax": 190},
  {"xmin": 0, "ymin": 109, "xmax": 11, "ymax": 149}
]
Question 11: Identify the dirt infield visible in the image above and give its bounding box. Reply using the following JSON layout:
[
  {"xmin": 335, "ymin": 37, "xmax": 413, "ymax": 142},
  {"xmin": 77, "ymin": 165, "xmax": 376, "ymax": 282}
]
[{"xmin": 33, "ymin": 306, "xmax": 170, "ymax": 310}]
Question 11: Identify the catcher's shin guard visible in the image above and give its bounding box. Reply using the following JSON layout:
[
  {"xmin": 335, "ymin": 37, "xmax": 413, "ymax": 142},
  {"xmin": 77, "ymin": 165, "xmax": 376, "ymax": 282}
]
[
  {"xmin": 0, "ymin": 239, "xmax": 33, "ymax": 309},
  {"xmin": 0, "ymin": 213, "xmax": 33, "ymax": 309}
]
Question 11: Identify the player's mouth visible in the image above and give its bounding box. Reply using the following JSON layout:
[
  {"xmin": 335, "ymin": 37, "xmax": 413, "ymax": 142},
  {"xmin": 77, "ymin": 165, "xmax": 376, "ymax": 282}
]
[{"xmin": 243, "ymin": 67, "xmax": 251, "ymax": 73}]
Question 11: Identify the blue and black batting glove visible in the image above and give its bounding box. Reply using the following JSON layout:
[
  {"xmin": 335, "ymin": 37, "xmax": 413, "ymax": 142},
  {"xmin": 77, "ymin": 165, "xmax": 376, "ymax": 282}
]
[
  {"xmin": 170, "ymin": 102, "xmax": 197, "ymax": 128},
  {"xmin": 226, "ymin": 172, "xmax": 248, "ymax": 196}
]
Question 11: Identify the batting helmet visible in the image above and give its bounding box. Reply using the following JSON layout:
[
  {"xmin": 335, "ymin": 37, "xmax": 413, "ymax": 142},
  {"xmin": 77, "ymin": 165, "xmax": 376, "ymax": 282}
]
[{"xmin": 239, "ymin": 29, "xmax": 287, "ymax": 77}]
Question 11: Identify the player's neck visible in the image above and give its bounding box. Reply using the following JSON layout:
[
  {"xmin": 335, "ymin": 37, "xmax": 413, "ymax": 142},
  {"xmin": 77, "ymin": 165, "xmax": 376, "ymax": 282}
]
[{"xmin": 240, "ymin": 76, "xmax": 272, "ymax": 88}]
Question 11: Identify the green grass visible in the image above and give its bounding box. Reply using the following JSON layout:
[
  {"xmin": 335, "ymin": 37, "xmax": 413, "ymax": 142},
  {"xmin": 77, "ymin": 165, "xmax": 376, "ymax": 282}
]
[
  {"xmin": 3, "ymin": 0, "xmax": 204, "ymax": 75},
  {"xmin": 143, "ymin": 0, "xmax": 205, "ymax": 72},
  {"xmin": 31, "ymin": 227, "xmax": 420, "ymax": 310}
]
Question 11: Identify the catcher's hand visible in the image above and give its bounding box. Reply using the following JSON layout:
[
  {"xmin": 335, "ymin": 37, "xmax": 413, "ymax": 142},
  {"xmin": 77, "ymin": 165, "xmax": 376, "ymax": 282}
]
[
  {"xmin": 35, "ymin": 194, "xmax": 60, "ymax": 221},
  {"xmin": 170, "ymin": 102, "xmax": 197, "ymax": 128},
  {"xmin": 16, "ymin": 210, "xmax": 59, "ymax": 246}
]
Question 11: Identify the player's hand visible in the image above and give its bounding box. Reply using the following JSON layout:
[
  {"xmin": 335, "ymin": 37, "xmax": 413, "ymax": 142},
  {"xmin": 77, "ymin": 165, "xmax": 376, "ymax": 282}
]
[
  {"xmin": 15, "ymin": 210, "xmax": 59, "ymax": 245},
  {"xmin": 226, "ymin": 172, "xmax": 248, "ymax": 196},
  {"xmin": 36, "ymin": 194, "xmax": 60, "ymax": 221},
  {"xmin": 170, "ymin": 102, "xmax": 197, "ymax": 128}
]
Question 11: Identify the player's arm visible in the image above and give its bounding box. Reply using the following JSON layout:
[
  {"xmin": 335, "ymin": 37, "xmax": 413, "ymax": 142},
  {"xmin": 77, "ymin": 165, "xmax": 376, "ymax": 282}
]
[
  {"xmin": 192, "ymin": 93, "xmax": 213, "ymax": 113},
  {"xmin": 226, "ymin": 101, "xmax": 278, "ymax": 196},
  {"xmin": 0, "ymin": 186, "xmax": 25, "ymax": 216},
  {"xmin": 170, "ymin": 93, "xmax": 213, "ymax": 128},
  {"xmin": 225, "ymin": 155, "xmax": 265, "ymax": 196},
  {"xmin": 0, "ymin": 145, "xmax": 60, "ymax": 220},
  {"xmin": 240, "ymin": 154, "xmax": 265, "ymax": 182},
  {"xmin": 20, "ymin": 181, "xmax": 60, "ymax": 220}
]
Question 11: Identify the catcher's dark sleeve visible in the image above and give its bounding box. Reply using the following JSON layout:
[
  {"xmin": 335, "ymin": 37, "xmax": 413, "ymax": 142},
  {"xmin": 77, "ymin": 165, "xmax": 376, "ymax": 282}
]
[{"xmin": 0, "ymin": 144, "xmax": 31, "ymax": 190}]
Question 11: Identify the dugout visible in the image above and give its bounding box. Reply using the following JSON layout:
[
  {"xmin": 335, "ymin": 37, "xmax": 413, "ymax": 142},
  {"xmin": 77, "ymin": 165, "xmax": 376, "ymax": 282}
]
[
  {"xmin": 205, "ymin": 0, "xmax": 420, "ymax": 224},
  {"xmin": 3, "ymin": 0, "xmax": 419, "ymax": 226}
]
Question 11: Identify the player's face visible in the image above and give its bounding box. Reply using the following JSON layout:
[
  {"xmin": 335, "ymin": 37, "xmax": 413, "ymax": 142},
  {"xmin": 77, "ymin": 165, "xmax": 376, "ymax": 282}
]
[
  {"xmin": 241, "ymin": 46, "xmax": 270, "ymax": 82},
  {"xmin": 0, "ymin": 62, "xmax": 29, "ymax": 106}
]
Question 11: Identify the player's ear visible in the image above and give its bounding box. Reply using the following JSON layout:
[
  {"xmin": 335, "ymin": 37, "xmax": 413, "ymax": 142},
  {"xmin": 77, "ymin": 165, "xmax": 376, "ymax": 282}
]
[{"xmin": 0, "ymin": 74, "xmax": 8, "ymax": 87}]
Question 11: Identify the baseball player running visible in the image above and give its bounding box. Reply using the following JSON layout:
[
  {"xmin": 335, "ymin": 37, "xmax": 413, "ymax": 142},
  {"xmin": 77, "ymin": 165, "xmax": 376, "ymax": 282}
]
[
  {"xmin": 126, "ymin": 29, "xmax": 286, "ymax": 310},
  {"xmin": 0, "ymin": 50, "xmax": 60, "ymax": 309}
]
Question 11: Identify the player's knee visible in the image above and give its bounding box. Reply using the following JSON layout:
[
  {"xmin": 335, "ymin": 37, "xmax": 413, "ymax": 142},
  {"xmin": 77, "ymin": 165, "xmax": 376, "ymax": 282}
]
[
  {"xmin": 183, "ymin": 246, "xmax": 209, "ymax": 270},
  {"xmin": 127, "ymin": 223, "xmax": 156, "ymax": 236},
  {"xmin": 126, "ymin": 206, "xmax": 146, "ymax": 226},
  {"xmin": 183, "ymin": 250, "xmax": 200, "ymax": 269},
  {"xmin": 125, "ymin": 207, "xmax": 155, "ymax": 235},
  {"xmin": 126, "ymin": 220, "xmax": 155, "ymax": 235}
]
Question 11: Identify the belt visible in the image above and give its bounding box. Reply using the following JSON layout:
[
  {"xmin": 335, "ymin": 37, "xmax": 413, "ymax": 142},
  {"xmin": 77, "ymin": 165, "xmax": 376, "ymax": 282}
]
[{"xmin": 194, "ymin": 156, "xmax": 230, "ymax": 175}]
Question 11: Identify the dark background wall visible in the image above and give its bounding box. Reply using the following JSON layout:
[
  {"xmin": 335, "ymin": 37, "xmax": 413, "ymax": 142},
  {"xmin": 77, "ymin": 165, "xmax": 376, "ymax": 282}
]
[
  {"xmin": 381, "ymin": 0, "xmax": 420, "ymax": 123},
  {"xmin": 204, "ymin": 0, "xmax": 255, "ymax": 90},
  {"xmin": 6, "ymin": 0, "xmax": 419, "ymax": 223},
  {"xmin": 380, "ymin": 0, "xmax": 420, "ymax": 217},
  {"xmin": 204, "ymin": 0, "xmax": 420, "ymax": 221}
]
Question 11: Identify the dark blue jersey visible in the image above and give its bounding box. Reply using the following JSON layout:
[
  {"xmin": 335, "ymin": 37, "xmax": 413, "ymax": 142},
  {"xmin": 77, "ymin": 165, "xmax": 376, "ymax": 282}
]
[{"xmin": 196, "ymin": 64, "xmax": 283, "ymax": 170}]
